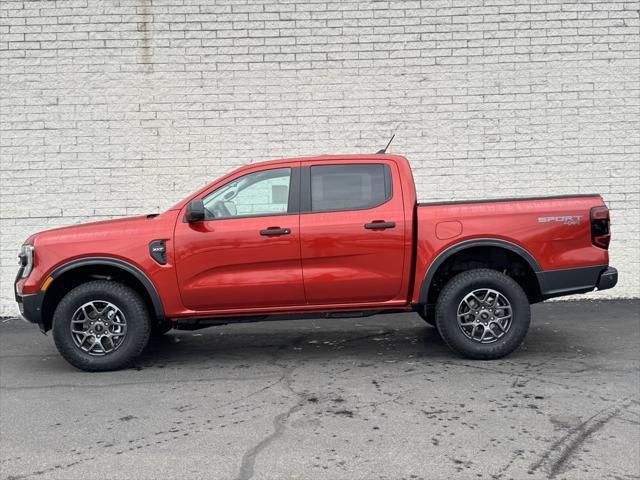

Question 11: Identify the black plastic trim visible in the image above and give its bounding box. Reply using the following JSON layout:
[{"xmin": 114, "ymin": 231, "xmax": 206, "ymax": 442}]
[
  {"xmin": 172, "ymin": 308, "xmax": 406, "ymax": 330},
  {"xmin": 287, "ymin": 166, "xmax": 301, "ymax": 214},
  {"xmin": 418, "ymin": 194, "xmax": 600, "ymax": 207},
  {"xmin": 536, "ymin": 264, "xmax": 609, "ymax": 299},
  {"xmin": 300, "ymin": 165, "xmax": 311, "ymax": 213},
  {"xmin": 260, "ymin": 228, "xmax": 291, "ymax": 236},
  {"xmin": 149, "ymin": 240, "xmax": 167, "ymax": 265},
  {"xmin": 185, "ymin": 199, "xmax": 205, "ymax": 223},
  {"xmin": 49, "ymin": 257, "xmax": 165, "ymax": 319},
  {"xmin": 14, "ymin": 267, "xmax": 46, "ymax": 330},
  {"xmin": 364, "ymin": 222, "xmax": 396, "ymax": 230},
  {"xmin": 15, "ymin": 291, "xmax": 46, "ymax": 332},
  {"xmin": 597, "ymin": 266, "xmax": 618, "ymax": 291},
  {"xmin": 418, "ymin": 238, "xmax": 542, "ymax": 305}
]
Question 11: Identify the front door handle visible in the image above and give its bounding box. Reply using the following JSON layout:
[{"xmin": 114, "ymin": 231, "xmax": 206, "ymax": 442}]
[
  {"xmin": 260, "ymin": 227, "xmax": 291, "ymax": 236},
  {"xmin": 364, "ymin": 221, "xmax": 396, "ymax": 230}
]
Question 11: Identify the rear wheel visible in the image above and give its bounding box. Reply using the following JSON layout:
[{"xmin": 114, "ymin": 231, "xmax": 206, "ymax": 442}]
[
  {"xmin": 52, "ymin": 280, "xmax": 151, "ymax": 371},
  {"xmin": 435, "ymin": 269, "xmax": 530, "ymax": 359}
]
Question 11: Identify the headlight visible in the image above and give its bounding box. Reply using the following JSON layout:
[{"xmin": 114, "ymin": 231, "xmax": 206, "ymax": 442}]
[{"xmin": 18, "ymin": 244, "xmax": 35, "ymax": 278}]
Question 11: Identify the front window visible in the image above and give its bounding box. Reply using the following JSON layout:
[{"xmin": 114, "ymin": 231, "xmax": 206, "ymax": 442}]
[{"xmin": 203, "ymin": 168, "xmax": 291, "ymax": 219}]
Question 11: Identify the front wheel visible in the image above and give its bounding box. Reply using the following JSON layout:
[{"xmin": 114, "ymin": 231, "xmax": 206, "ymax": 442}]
[
  {"xmin": 52, "ymin": 280, "xmax": 151, "ymax": 371},
  {"xmin": 435, "ymin": 269, "xmax": 530, "ymax": 360}
]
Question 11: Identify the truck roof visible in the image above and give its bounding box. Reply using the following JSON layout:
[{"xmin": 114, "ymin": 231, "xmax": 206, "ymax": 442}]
[{"xmin": 246, "ymin": 153, "xmax": 409, "ymax": 168}]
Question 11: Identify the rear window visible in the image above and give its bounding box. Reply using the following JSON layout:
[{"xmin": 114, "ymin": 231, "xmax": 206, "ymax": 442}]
[{"xmin": 310, "ymin": 164, "xmax": 392, "ymax": 213}]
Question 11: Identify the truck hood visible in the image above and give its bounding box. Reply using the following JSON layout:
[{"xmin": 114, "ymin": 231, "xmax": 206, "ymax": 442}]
[{"xmin": 27, "ymin": 211, "xmax": 179, "ymax": 248}]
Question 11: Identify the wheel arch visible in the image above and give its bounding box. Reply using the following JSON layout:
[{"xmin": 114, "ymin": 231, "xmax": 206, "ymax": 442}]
[
  {"xmin": 41, "ymin": 257, "xmax": 165, "ymax": 332},
  {"xmin": 418, "ymin": 239, "xmax": 543, "ymax": 306}
]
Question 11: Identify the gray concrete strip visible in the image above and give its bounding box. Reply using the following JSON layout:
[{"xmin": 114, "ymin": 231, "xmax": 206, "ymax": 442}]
[{"xmin": 1, "ymin": 300, "xmax": 638, "ymax": 480}]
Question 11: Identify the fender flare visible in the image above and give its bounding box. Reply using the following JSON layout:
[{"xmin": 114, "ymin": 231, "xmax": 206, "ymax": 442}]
[
  {"xmin": 49, "ymin": 257, "xmax": 165, "ymax": 319},
  {"xmin": 418, "ymin": 238, "xmax": 542, "ymax": 305}
]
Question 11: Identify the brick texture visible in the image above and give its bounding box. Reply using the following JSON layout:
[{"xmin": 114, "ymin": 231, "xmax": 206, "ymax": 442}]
[{"xmin": 1, "ymin": 0, "xmax": 639, "ymax": 315}]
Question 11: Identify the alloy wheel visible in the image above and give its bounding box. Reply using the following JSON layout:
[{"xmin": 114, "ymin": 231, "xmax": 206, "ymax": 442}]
[
  {"xmin": 456, "ymin": 288, "xmax": 513, "ymax": 344},
  {"xmin": 70, "ymin": 300, "xmax": 127, "ymax": 355}
]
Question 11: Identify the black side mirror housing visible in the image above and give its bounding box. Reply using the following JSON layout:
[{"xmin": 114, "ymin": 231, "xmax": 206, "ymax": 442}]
[{"xmin": 185, "ymin": 199, "xmax": 205, "ymax": 223}]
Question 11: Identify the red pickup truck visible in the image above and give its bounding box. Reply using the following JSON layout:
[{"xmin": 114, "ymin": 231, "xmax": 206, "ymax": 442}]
[{"xmin": 15, "ymin": 155, "xmax": 617, "ymax": 371}]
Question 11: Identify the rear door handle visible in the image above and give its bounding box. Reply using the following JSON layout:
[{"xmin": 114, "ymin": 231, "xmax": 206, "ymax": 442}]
[
  {"xmin": 364, "ymin": 221, "xmax": 396, "ymax": 230},
  {"xmin": 260, "ymin": 227, "xmax": 291, "ymax": 236}
]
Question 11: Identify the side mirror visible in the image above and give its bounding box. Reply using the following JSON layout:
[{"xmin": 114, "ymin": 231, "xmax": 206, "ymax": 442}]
[{"xmin": 185, "ymin": 199, "xmax": 205, "ymax": 223}]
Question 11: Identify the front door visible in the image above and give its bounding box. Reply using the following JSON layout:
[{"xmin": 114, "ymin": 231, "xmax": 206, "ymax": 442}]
[
  {"xmin": 174, "ymin": 165, "xmax": 305, "ymax": 311},
  {"xmin": 299, "ymin": 160, "xmax": 406, "ymax": 304}
]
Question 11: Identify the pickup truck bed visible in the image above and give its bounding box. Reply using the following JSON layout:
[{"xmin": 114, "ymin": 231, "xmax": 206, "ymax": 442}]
[{"xmin": 414, "ymin": 193, "xmax": 614, "ymax": 307}]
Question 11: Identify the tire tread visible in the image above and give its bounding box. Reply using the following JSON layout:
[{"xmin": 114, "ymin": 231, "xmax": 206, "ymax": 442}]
[
  {"xmin": 52, "ymin": 280, "xmax": 150, "ymax": 372},
  {"xmin": 435, "ymin": 268, "xmax": 530, "ymax": 360}
]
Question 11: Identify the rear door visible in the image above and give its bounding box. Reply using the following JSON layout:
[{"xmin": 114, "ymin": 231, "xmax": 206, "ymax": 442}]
[
  {"xmin": 174, "ymin": 164, "xmax": 305, "ymax": 311},
  {"xmin": 299, "ymin": 160, "xmax": 406, "ymax": 304}
]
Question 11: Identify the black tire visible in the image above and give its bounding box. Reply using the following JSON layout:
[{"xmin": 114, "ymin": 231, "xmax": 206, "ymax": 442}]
[
  {"xmin": 150, "ymin": 318, "xmax": 173, "ymax": 337},
  {"xmin": 417, "ymin": 307, "xmax": 436, "ymax": 327},
  {"xmin": 435, "ymin": 269, "xmax": 530, "ymax": 360},
  {"xmin": 52, "ymin": 280, "xmax": 151, "ymax": 372}
]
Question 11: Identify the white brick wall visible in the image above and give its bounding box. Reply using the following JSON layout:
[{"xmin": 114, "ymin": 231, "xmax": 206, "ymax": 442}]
[{"xmin": 1, "ymin": 0, "xmax": 639, "ymax": 315}]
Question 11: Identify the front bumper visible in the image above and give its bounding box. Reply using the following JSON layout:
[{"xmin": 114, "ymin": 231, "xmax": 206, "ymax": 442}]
[{"xmin": 15, "ymin": 290, "xmax": 46, "ymax": 333}]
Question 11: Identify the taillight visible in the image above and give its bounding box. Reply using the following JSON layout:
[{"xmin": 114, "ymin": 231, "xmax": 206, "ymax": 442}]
[{"xmin": 590, "ymin": 206, "xmax": 610, "ymax": 249}]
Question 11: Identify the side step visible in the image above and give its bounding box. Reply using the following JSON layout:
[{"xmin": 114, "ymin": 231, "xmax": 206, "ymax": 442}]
[{"xmin": 172, "ymin": 309, "xmax": 405, "ymax": 331}]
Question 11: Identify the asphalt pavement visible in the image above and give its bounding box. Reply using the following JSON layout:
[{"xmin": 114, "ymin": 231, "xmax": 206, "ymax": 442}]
[{"xmin": 1, "ymin": 300, "xmax": 639, "ymax": 480}]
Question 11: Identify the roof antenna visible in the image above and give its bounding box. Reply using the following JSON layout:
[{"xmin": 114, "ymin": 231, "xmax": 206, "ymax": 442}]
[{"xmin": 377, "ymin": 134, "xmax": 395, "ymax": 154}]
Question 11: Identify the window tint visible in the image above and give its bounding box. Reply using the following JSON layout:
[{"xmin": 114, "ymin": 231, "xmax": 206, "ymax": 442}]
[
  {"xmin": 203, "ymin": 168, "xmax": 291, "ymax": 219},
  {"xmin": 310, "ymin": 164, "xmax": 391, "ymax": 213}
]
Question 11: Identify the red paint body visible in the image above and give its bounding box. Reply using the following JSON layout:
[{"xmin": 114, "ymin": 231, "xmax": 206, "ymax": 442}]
[{"xmin": 16, "ymin": 155, "xmax": 610, "ymax": 321}]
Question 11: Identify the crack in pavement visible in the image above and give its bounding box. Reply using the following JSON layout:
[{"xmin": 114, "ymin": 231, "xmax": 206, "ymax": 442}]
[
  {"xmin": 234, "ymin": 396, "xmax": 305, "ymax": 480},
  {"xmin": 234, "ymin": 344, "xmax": 308, "ymax": 480}
]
